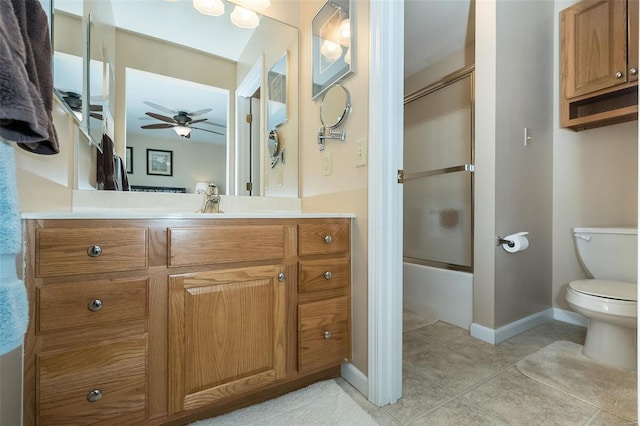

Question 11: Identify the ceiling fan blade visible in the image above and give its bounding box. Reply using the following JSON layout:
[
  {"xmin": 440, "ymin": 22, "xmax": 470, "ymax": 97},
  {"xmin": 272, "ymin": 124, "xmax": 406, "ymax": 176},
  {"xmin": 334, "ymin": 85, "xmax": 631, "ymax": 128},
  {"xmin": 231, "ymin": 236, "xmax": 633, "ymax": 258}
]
[
  {"xmin": 198, "ymin": 121, "xmax": 226, "ymax": 128},
  {"xmin": 143, "ymin": 101, "xmax": 178, "ymax": 115},
  {"xmin": 189, "ymin": 118, "xmax": 208, "ymax": 125},
  {"xmin": 90, "ymin": 104, "xmax": 103, "ymax": 111},
  {"xmin": 187, "ymin": 108, "xmax": 212, "ymax": 117},
  {"xmin": 145, "ymin": 112, "xmax": 176, "ymax": 124},
  {"xmin": 141, "ymin": 123, "xmax": 175, "ymax": 129},
  {"xmin": 190, "ymin": 126, "xmax": 225, "ymax": 136},
  {"xmin": 90, "ymin": 113, "xmax": 103, "ymax": 120}
]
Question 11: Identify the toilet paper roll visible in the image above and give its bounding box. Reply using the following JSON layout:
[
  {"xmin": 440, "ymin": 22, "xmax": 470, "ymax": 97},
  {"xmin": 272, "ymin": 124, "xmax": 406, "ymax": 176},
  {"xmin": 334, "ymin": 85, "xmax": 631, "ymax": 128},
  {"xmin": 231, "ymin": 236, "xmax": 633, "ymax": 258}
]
[{"xmin": 503, "ymin": 232, "xmax": 529, "ymax": 253}]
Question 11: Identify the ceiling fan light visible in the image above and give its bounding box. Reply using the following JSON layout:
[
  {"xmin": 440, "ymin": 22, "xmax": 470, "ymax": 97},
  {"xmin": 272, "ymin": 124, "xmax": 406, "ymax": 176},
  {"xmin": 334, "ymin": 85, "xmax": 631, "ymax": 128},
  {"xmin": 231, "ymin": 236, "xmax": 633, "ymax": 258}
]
[
  {"xmin": 230, "ymin": 6, "xmax": 259, "ymax": 29},
  {"xmin": 174, "ymin": 126, "xmax": 192, "ymax": 137},
  {"xmin": 193, "ymin": 0, "xmax": 225, "ymax": 17}
]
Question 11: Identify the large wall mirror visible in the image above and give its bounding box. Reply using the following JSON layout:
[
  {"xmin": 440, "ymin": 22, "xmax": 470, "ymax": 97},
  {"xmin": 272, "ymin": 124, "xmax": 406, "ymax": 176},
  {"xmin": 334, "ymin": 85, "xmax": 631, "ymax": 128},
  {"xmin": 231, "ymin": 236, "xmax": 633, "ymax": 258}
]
[{"xmin": 50, "ymin": 0, "xmax": 299, "ymax": 198}]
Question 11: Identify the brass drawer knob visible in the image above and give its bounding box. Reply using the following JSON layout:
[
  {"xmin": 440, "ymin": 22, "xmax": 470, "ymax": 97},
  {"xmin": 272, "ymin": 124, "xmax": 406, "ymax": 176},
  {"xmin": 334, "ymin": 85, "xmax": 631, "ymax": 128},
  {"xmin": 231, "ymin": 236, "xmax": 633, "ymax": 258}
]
[
  {"xmin": 323, "ymin": 330, "xmax": 332, "ymax": 339},
  {"xmin": 323, "ymin": 235, "xmax": 332, "ymax": 243},
  {"xmin": 324, "ymin": 271, "xmax": 333, "ymax": 280},
  {"xmin": 87, "ymin": 389, "xmax": 102, "ymax": 403},
  {"xmin": 87, "ymin": 245, "xmax": 102, "ymax": 257},
  {"xmin": 278, "ymin": 272, "xmax": 286, "ymax": 282},
  {"xmin": 88, "ymin": 299, "xmax": 103, "ymax": 312}
]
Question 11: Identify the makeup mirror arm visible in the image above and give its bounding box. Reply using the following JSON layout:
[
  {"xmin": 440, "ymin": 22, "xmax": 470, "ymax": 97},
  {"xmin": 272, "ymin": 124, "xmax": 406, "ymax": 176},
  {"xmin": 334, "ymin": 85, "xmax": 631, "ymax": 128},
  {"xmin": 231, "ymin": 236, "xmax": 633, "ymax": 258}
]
[{"xmin": 318, "ymin": 126, "xmax": 346, "ymax": 151}]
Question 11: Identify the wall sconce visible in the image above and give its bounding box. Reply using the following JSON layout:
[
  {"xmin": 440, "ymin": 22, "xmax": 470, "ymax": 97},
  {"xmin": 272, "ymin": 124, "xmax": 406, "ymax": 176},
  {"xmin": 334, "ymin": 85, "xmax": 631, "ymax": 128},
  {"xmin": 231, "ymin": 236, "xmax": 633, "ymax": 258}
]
[{"xmin": 320, "ymin": 40, "xmax": 342, "ymax": 60}]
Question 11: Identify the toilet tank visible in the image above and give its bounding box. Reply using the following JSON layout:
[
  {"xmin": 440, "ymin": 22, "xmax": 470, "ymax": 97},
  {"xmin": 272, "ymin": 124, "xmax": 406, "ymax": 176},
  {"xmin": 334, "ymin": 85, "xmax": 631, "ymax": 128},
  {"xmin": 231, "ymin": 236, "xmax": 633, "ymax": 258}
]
[{"xmin": 573, "ymin": 226, "xmax": 638, "ymax": 283}]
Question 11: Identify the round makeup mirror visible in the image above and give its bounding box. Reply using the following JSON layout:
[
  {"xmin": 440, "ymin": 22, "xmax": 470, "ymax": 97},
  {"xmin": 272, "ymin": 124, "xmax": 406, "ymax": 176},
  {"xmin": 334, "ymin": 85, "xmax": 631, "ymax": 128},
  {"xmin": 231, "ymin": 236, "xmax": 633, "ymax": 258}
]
[
  {"xmin": 268, "ymin": 129, "xmax": 280, "ymax": 158},
  {"xmin": 320, "ymin": 85, "xmax": 350, "ymax": 129}
]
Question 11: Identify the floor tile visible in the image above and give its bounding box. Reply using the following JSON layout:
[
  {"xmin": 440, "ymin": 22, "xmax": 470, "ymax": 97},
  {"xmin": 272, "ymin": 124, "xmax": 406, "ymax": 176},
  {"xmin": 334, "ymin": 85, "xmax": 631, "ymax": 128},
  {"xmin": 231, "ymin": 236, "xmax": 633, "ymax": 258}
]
[
  {"xmin": 403, "ymin": 309, "xmax": 437, "ymax": 333},
  {"xmin": 404, "ymin": 333, "xmax": 521, "ymax": 393},
  {"xmin": 464, "ymin": 367, "xmax": 599, "ymax": 426},
  {"xmin": 408, "ymin": 397, "xmax": 508, "ymax": 426},
  {"xmin": 586, "ymin": 409, "xmax": 638, "ymax": 426},
  {"xmin": 382, "ymin": 365, "xmax": 456, "ymax": 424}
]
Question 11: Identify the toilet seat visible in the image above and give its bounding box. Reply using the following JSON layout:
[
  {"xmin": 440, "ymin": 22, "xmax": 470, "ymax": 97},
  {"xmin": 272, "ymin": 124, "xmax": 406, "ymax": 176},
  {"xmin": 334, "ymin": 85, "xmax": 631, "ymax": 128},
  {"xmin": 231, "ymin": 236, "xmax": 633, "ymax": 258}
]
[{"xmin": 568, "ymin": 279, "xmax": 637, "ymax": 302}]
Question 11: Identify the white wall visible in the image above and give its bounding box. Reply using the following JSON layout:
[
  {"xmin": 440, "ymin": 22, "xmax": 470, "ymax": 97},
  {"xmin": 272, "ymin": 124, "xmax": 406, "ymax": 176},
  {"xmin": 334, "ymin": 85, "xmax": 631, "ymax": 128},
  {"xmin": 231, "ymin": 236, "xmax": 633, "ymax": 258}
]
[
  {"xmin": 552, "ymin": 1, "xmax": 638, "ymax": 312},
  {"xmin": 300, "ymin": 0, "xmax": 369, "ymax": 375},
  {"xmin": 126, "ymin": 134, "xmax": 227, "ymax": 194}
]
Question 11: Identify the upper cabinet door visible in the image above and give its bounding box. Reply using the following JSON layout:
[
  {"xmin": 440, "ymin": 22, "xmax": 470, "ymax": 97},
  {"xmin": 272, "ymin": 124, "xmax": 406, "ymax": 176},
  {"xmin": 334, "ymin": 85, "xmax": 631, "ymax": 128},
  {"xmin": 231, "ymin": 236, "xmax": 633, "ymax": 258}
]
[
  {"xmin": 563, "ymin": 0, "xmax": 628, "ymax": 98},
  {"xmin": 628, "ymin": 0, "xmax": 638, "ymax": 82}
]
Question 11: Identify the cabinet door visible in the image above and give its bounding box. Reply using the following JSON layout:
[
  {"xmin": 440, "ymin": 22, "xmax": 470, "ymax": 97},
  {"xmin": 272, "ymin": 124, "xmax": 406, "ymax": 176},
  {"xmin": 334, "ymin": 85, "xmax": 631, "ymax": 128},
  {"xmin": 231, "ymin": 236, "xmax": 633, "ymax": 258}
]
[
  {"xmin": 168, "ymin": 265, "xmax": 287, "ymax": 414},
  {"xmin": 563, "ymin": 0, "xmax": 627, "ymax": 98}
]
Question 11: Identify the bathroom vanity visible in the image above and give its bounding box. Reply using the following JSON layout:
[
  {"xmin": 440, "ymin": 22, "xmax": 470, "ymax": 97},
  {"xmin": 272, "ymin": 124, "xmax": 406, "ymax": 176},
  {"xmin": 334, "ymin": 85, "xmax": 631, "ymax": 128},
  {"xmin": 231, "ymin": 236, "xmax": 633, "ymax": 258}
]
[{"xmin": 21, "ymin": 214, "xmax": 351, "ymax": 425}]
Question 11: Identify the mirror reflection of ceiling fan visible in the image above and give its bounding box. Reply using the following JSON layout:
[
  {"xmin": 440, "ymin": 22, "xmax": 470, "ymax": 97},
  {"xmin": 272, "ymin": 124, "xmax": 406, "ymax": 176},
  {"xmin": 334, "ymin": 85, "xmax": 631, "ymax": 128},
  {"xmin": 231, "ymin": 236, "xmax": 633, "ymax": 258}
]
[
  {"xmin": 140, "ymin": 101, "xmax": 225, "ymax": 139},
  {"xmin": 55, "ymin": 89, "xmax": 104, "ymax": 120}
]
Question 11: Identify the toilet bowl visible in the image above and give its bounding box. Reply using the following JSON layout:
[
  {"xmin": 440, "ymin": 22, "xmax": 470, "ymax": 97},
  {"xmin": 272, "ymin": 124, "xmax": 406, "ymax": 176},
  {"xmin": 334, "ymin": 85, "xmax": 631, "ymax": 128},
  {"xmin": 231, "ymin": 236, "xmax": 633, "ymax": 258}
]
[{"xmin": 566, "ymin": 226, "xmax": 637, "ymax": 371}]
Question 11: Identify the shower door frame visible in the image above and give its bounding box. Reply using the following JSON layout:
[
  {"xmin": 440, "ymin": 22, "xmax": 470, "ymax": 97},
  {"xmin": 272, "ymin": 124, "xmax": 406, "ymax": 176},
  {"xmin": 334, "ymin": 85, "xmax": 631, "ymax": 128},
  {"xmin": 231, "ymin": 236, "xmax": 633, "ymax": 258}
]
[{"xmin": 403, "ymin": 65, "xmax": 475, "ymax": 273}]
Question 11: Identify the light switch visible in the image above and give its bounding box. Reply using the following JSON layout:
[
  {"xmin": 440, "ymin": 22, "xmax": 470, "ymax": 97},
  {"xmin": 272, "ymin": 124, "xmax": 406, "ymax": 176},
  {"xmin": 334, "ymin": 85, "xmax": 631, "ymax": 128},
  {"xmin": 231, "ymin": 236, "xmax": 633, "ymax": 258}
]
[{"xmin": 323, "ymin": 151, "xmax": 332, "ymax": 176}]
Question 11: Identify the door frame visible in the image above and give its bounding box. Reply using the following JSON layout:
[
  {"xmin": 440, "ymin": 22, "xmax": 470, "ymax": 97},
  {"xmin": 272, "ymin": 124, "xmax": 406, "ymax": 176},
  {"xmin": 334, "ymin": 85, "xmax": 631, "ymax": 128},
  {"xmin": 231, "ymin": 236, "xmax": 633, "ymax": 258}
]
[{"xmin": 367, "ymin": 0, "xmax": 404, "ymax": 406}]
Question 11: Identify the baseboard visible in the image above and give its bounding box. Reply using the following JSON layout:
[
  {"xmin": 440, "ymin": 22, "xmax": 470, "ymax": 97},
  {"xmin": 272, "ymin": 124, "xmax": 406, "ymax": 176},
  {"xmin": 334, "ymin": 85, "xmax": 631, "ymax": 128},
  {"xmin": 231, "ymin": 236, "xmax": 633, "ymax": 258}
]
[
  {"xmin": 341, "ymin": 362, "xmax": 368, "ymax": 398},
  {"xmin": 470, "ymin": 309, "xmax": 555, "ymax": 345},
  {"xmin": 553, "ymin": 308, "xmax": 588, "ymax": 327}
]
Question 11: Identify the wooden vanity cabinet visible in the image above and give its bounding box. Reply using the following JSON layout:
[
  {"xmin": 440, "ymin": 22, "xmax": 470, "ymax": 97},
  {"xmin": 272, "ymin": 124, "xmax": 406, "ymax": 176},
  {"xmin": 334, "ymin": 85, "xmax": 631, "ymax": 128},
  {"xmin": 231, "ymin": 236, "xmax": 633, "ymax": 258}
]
[
  {"xmin": 23, "ymin": 217, "xmax": 351, "ymax": 425},
  {"xmin": 560, "ymin": 0, "xmax": 639, "ymax": 130}
]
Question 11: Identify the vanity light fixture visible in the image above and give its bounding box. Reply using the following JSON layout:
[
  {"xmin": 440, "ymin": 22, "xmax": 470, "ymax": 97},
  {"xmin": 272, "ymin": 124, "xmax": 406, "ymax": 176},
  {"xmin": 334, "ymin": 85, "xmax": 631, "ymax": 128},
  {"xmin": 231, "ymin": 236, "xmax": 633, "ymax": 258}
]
[
  {"xmin": 338, "ymin": 18, "xmax": 350, "ymax": 46},
  {"xmin": 320, "ymin": 40, "xmax": 342, "ymax": 60},
  {"xmin": 230, "ymin": 6, "xmax": 260, "ymax": 28},
  {"xmin": 193, "ymin": 0, "xmax": 225, "ymax": 17},
  {"xmin": 173, "ymin": 126, "xmax": 192, "ymax": 138}
]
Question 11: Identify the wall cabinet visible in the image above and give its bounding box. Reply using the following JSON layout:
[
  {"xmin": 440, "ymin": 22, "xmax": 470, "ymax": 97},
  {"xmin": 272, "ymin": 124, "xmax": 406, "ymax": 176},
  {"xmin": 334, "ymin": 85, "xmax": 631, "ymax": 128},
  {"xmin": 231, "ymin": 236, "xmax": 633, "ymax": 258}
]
[
  {"xmin": 560, "ymin": 0, "xmax": 638, "ymax": 130},
  {"xmin": 23, "ymin": 217, "xmax": 351, "ymax": 425}
]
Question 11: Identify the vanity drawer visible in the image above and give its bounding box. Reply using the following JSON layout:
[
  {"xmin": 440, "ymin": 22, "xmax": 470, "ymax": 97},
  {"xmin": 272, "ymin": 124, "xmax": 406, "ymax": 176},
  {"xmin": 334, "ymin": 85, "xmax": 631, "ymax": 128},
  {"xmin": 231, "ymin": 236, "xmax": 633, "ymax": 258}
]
[
  {"xmin": 298, "ymin": 296, "xmax": 350, "ymax": 373},
  {"xmin": 168, "ymin": 225, "xmax": 285, "ymax": 267},
  {"xmin": 37, "ymin": 335, "xmax": 147, "ymax": 425},
  {"xmin": 298, "ymin": 223, "xmax": 349, "ymax": 256},
  {"xmin": 37, "ymin": 278, "xmax": 149, "ymax": 333},
  {"xmin": 299, "ymin": 258, "xmax": 350, "ymax": 294},
  {"xmin": 36, "ymin": 228, "xmax": 148, "ymax": 277}
]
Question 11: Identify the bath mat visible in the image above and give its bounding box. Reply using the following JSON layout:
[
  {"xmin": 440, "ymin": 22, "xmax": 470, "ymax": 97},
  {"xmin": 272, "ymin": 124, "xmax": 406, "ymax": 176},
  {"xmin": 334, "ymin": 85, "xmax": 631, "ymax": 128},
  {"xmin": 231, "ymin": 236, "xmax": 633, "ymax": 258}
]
[
  {"xmin": 189, "ymin": 379, "xmax": 377, "ymax": 426},
  {"xmin": 515, "ymin": 340, "xmax": 637, "ymax": 421}
]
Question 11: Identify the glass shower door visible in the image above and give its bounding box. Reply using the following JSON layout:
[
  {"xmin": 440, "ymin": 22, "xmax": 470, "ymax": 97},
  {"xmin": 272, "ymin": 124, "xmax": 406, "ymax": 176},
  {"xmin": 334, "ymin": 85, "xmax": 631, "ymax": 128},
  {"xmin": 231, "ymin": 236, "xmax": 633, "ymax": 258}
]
[{"xmin": 403, "ymin": 70, "xmax": 474, "ymax": 272}]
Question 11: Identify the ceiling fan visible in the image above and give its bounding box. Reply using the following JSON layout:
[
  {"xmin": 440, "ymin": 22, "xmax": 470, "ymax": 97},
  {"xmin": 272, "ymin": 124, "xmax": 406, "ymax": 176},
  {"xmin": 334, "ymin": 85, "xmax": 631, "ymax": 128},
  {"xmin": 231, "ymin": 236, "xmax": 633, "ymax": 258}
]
[
  {"xmin": 140, "ymin": 101, "xmax": 224, "ymax": 139},
  {"xmin": 55, "ymin": 89, "xmax": 104, "ymax": 120}
]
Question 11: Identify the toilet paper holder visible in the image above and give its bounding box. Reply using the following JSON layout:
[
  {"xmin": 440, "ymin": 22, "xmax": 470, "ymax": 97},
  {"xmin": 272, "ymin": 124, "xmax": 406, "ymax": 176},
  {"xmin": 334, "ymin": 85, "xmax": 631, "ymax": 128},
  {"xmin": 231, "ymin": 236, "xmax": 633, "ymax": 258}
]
[{"xmin": 496, "ymin": 236, "xmax": 515, "ymax": 248}]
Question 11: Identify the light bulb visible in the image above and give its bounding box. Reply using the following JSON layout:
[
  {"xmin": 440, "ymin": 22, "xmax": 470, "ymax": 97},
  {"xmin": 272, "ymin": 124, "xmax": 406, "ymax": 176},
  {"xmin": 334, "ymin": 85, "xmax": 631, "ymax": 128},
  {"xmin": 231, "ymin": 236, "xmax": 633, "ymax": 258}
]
[
  {"xmin": 320, "ymin": 40, "xmax": 342, "ymax": 60},
  {"xmin": 230, "ymin": 5, "xmax": 259, "ymax": 28},
  {"xmin": 193, "ymin": 0, "xmax": 224, "ymax": 16},
  {"xmin": 339, "ymin": 18, "xmax": 350, "ymax": 46}
]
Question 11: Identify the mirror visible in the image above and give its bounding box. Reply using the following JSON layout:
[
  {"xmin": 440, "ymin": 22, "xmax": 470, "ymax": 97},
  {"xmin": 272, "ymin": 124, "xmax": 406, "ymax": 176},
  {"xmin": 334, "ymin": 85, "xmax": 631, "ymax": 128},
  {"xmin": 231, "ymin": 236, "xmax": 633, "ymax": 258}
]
[
  {"xmin": 311, "ymin": 0, "xmax": 355, "ymax": 100},
  {"xmin": 97, "ymin": 0, "xmax": 299, "ymax": 197},
  {"xmin": 320, "ymin": 84, "xmax": 350, "ymax": 128},
  {"xmin": 268, "ymin": 128, "xmax": 284, "ymax": 168},
  {"xmin": 318, "ymin": 85, "xmax": 350, "ymax": 151}
]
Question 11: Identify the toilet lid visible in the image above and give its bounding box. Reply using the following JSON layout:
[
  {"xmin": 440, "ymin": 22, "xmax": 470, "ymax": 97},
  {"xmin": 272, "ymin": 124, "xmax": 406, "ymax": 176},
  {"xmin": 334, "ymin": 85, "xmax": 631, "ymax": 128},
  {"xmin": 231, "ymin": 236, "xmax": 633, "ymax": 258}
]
[{"xmin": 569, "ymin": 279, "xmax": 637, "ymax": 302}]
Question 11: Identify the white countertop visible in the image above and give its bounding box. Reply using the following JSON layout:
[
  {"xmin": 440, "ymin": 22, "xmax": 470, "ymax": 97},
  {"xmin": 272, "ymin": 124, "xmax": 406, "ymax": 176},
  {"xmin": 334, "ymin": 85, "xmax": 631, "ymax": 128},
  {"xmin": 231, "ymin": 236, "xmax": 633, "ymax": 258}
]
[{"xmin": 21, "ymin": 211, "xmax": 355, "ymax": 219}]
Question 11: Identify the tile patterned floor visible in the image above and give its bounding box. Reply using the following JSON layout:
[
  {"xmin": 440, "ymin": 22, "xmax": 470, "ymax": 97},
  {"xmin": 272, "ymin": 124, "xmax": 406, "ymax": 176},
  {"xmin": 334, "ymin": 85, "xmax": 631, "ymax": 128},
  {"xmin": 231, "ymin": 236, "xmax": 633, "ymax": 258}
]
[{"xmin": 337, "ymin": 319, "xmax": 638, "ymax": 425}]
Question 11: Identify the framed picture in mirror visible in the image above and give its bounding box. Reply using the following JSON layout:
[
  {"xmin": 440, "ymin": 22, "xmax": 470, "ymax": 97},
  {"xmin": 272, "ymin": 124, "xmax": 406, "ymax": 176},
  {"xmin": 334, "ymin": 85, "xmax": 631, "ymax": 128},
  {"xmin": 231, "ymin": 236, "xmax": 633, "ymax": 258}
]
[
  {"xmin": 312, "ymin": 0, "xmax": 354, "ymax": 100},
  {"xmin": 126, "ymin": 146, "xmax": 133, "ymax": 174},
  {"xmin": 147, "ymin": 149, "xmax": 173, "ymax": 176},
  {"xmin": 267, "ymin": 52, "xmax": 288, "ymax": 130}
]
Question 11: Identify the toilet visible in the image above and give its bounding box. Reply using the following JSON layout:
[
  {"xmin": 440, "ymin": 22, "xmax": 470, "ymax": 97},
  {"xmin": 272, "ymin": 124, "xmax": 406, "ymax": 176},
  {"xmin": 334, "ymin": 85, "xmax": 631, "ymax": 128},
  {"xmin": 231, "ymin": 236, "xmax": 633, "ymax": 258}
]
[{"xmin": 566, "ymin": 226, "xmax": 637, "ymax": 371}]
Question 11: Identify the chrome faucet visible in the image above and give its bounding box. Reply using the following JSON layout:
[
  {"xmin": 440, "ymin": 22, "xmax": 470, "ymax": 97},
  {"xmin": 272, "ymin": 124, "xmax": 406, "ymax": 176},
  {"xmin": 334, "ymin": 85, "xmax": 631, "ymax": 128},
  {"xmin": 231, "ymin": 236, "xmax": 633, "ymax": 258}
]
[{"xmin": 200, "ymin": 183, "xmax": 221, "ymax": 213}]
